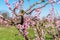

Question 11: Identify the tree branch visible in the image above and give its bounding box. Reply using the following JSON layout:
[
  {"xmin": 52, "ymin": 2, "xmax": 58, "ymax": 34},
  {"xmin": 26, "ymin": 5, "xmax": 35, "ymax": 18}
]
[
  {"xmin": 26, "ymin": 1, "xmax": 42, "ymax": 12},
  {"xmin": 12, "ymin": 8, "xmax": 17, "ymax": 17},
  {"xmin": 26, "ymin": 2, "xmax": 48, "ymax": 14},
  {"xmin": 5, "ymin": 2, "xmax": 17, "ymax": 17},
  {"xmin": 26, "ymin": 0, "xmax": 60, "ymax": 14}
]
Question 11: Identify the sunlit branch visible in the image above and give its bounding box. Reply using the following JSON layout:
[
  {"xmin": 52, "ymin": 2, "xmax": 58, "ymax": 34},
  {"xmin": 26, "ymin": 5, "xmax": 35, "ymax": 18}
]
[
  {"xmin": 26, "ymin": 2, "xmax": 42, "ymax": 12},
  {"xmin": 26, "ymin": 2, "xmax": 48, "ymax": 14},
  {"xmin": 26, "ymin": 0, "xmax": 60, "ymax": 14},
  {"xmin": 26, "ymin": 0, "xmax": 45, "ymax": 12},
  {"xmin": 5, "ymin": 2, "xmax": 18, "ymax": 17}
]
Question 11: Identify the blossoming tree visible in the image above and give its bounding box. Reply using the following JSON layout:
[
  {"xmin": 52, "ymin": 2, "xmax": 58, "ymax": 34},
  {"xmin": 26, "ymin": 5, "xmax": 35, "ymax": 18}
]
[{"xmin": 4, "ymin": 0, "xmax": 60, "ymax": 40}]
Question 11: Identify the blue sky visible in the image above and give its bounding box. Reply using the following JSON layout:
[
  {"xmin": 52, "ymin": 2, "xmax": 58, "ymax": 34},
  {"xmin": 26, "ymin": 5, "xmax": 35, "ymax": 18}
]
[{"xmin": 0, "ymin": 0, "xmax": 60, "ymax": 18}]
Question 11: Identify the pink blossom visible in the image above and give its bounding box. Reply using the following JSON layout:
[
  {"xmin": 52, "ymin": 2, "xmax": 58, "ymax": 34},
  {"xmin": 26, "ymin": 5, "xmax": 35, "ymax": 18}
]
[
  {"xmin": 15, "ymin": 2, "xmax": 19, "ymax": 9},
  {"xmin": 0, "ymin": 19, "xmax": 3, "ymax": 23},
  {"xmin": 39, "ymin": 9, "xmax": 42, "ymax": 13},
  {"xmin": 48, "ymin": 0, "xmax": 56, "ymax": 3},
  {"xmin": 17, "ymin": 24, "xmax": 23, "ymax": 29},
  {"xmin": 56, "ymin": 20, "xmax": 60, "ymax": 26},
  {"xmin": 20, "ymin": 0, "xmax": 24, "ymax": 5},
  {"xmin": 0, "ymin": 20, "xmax": 9, "ymax": 26},
  {"xmin": 48, "ymin": 0, "xmax": 51, "ymax": 2},
  {"xmin": 24, "ymin": 17, "xmax": 28, "ymax": 22},
  {"xmin": 46, "ymin": 16, "xmax": 53, "ymax": 22},
  {"xmin": 7, "ymin": 4, "xmax": 10, "ymax": 8},
  {"xmin": 30, "ymin": 21, "xmax": 35, "ymax": 26},
  {"xmin": 35, "ymin": 8, "xmax": 40, "ymax": 12},
  {"xmin": 34, "ymin": 16, "xmax": 39, "ymax": 21},
  {"xmin": 4, "ymin": 0, "xmax": 8, "ymax": 3},
  {"xmin": 41, "ymin": 29, "xmax": 45, "ymax": 36},
  {"xmin": 4, "ymin": 21, "xmax": 7, "ymax": 24},
  {"xmin": 36, "ymin": 37, "xmax": 40, "ymax": 40},
  {"xmin": 23, "ymin": 22, "xmax": 29, "ymax": 29},
  {"xmin": 23, "ymin": 29, "xmax": 28, "ymax": 36},
  {"xmin": 56, "ymin": 25, "xmax": 60, "ymax": 31},
  {"xmin": 56, "ymin": 20, "xmax": 60, "ymax": 31}
]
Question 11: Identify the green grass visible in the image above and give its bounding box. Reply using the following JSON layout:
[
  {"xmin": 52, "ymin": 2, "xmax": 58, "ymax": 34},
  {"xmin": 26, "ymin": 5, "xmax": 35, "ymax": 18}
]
[
  {"xmin": 0, "ymin": 26, "xmax": 35, "ymax": 40},
  {"xmin": 0, "ymin": 25, "xmax": 54, "ymax": 40},
  {"xmin": 0, "ymin": 26, "xmax": 24, "ymax": 40},
  {"xmin": 45, "ymin": 32, "xmax": 53, "ymax": 40}
]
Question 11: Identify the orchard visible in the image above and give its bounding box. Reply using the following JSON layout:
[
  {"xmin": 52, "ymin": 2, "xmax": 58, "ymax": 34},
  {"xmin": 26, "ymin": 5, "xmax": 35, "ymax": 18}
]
[{"xmin": 0, "ymin": 0, "xmax": 60, "ymax": 40}]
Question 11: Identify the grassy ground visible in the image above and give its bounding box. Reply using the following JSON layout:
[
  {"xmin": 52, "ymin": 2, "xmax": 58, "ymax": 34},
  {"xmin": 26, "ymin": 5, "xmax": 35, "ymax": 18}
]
[
  {"xmin": 0, "ymin": 25, "xmax": 35, "ymax": 40},
  {"xmin": 0, "ymin": 25, "xmax": 54, "ymax": 40},
  {"xmin": 0, "ymin": 27, "xmax": 23, "ymax": 40}
]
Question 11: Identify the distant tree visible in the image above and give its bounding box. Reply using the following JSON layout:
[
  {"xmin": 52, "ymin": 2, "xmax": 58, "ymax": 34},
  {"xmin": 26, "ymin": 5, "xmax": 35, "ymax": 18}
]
[{"xmin": 1, "ymin": 11, "xmax": 10, "ymax": 19}]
